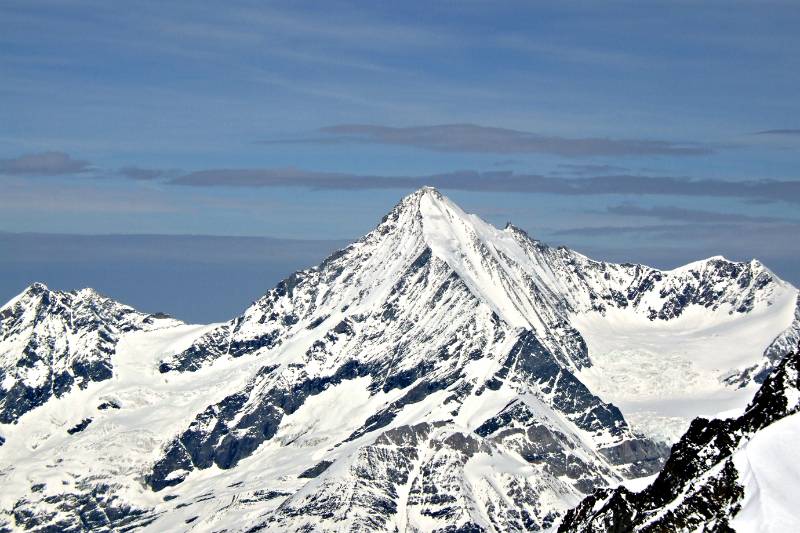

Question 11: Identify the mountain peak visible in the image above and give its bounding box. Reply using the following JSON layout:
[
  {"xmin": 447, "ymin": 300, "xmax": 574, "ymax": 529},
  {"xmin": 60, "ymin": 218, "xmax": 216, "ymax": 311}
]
[
  {"xmin": 27, "ymin": 282, "xmax": 49, "ymax": 293},
  {"xmin": 397, "ymin": 186, "xmax": 477, "ymax": 226},
  {"xmin": 417, "ymin": 184, "xmax": 439, "ymax": 194},
  {"xmin": 22, "ymin": 282, "xmax": 50, "ymax": 299},
  {"xmin": 390, "ymin": 185, "xmax": 446, "ymax": 214},
  {"xmin": 378, "ymin": 186, "xmax": 476, "ymax": 244},
  {"xmin": 1, "ymin": 282, "xmax": 50, "ymax": 310},
  {"xmin": 413, "ymin": 184, "xmax": 442, "ymax": 196},
  {"xmin": 0, "ymin": 282, "xmax": 180, "ymax": 424},
  {"xmin": 5, "ymin": 284, "xmax": 108, "ymax": 311}
]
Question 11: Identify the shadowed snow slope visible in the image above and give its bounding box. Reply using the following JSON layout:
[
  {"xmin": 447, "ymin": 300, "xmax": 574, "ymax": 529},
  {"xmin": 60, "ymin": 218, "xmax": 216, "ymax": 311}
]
[{"xmin": 0, "ymin": 187, "xmax": 797, "ymax": 532}]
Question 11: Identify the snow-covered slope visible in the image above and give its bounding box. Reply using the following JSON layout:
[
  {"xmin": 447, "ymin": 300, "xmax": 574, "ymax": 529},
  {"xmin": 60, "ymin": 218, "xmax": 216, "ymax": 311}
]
[
  {"xmin": 0, "ymin": 187, "xmax": 796, "ymax": 532},
  {"xmin": 559, "ymin": 341, "xmax": 800, "ymax": 532},
  {"xmin": 732, "ymin": 409, "xmax": 800, "ymax": 531}
]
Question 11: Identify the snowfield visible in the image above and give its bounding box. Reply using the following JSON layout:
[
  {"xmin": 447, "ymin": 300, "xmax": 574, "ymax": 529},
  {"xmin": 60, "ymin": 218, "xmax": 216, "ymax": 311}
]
[{"xmin": 573, "ymin": 286, "xmax": 797, "ymax": 442}]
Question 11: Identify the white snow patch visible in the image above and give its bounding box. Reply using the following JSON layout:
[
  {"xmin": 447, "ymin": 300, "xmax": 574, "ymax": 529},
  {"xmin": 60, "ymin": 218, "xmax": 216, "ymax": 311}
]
[{"xmin": 732, "ymin": 412, "xmax": 800, "ymax": 532}]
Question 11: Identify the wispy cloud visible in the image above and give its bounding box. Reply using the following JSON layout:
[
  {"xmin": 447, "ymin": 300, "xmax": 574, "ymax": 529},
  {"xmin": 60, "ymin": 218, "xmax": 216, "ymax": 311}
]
[
  {"xmin": 0, "ymin": 178, "xmax": 182, "ymax": 214},
  {"xmin": 168, "ymin": 167, "xmax": 800, "ymax": 204},
  {"xmin": 229, "ymin": 5, "xmax": 456, "ymax": 50},
  {"xmin": 0, "ymin": 151, "xmax": 91, "ymax": 176},
  {"xmin": 555, "ymin": 163, "xmax": 631, "ymax": 175},
  {"xmin": 493, "ymin": 159, "xmax": 522, "ymax": 167},
  {"xmin": 169, "ymin": 167, "xmax": 407, "ymax": 189},
  {"xmin": 605, "ymin": 203, "xmax": 787, "ymax": 223},
  {"xmin": 495, "ymin": 34, "xmax": 642, "ymax": 69},
  {"xmin": 554, "ymin": 224, "xmax": 699, "ymax": 237},
  {"xmin": 754, "ymin": 129, "xmax": 800, "ymax": 136},
  {"xmin": 263, "ymin": 124, "xmax": 713, "ymax": 157},
  {"xmin": 118, "ymin": 166, "xmax": 172, "ymax": 181},
  {"xmin": 552, "ymin": 222, "xmax": 800, "ymax": 240}
]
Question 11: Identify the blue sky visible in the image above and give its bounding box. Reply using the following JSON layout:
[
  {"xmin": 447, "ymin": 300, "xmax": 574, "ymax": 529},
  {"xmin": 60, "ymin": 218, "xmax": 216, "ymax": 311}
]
[{"xmin": 1, "ymin": 1, "xmax": 799, "ymax": 320}]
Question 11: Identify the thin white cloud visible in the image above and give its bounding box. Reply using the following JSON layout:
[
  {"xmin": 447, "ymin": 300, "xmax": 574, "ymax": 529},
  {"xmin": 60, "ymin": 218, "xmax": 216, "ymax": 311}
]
[{"xmin": 266, "ymin": 124, "xmax": 713, "ymax": 157}]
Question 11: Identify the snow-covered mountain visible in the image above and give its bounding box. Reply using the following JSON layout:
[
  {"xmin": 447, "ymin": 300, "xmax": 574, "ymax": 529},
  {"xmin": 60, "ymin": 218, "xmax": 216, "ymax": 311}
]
[
  {"xmin": 0, "ymin": 187, "xmax": 797, "ymax": 532},
  {"xmin": 0, "ymin": 283, "xmax": 179, "ymax": 424},
  {"xmin": 559, "ymin": 341, "xmax": 800, "ymax": 532}
]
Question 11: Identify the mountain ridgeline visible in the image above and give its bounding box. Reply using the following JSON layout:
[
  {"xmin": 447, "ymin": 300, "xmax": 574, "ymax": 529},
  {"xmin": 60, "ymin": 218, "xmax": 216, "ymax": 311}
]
[
  {"xmin": 0, "ymin": 188, "xmax": 797, "ymax": 532},
  {"xmin": 0, "ymin": 284, "xmax": 178, "ymax": 424}
]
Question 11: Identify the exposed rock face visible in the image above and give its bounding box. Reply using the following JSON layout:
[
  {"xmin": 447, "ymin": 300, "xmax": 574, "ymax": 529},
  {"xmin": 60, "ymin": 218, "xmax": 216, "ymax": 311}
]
[
  {"xmin": 10, "ymin": 482, "xmax": 156, "ymax": 532},
  {"xmin": 0, "ymin": 283, "xmax": 179, "ymax": 423},
  {"xmin": 559, "ymin": 342, "xmax": 800, "ymax": 532}
]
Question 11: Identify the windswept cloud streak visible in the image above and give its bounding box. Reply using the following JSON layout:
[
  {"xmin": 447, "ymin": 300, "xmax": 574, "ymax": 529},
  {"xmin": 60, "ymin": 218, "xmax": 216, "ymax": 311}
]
[
  {"xmin": 169, "ymin": 167, "xmax": 800, "ymax": 204},
  {"xmin": 118, "ymin": 166, "xmax": 171, "ymax": 181},
  {"xmin": 754, "ymin": 129, "xmax": 800, "ymax": 136},
  {"xmin": 552, "ymin": 222, "xmax": 800, "ymax": 240},
  {"xmin": 555, "ymin": 163, "xmax": 632, "ymax": 175},
  {"xmin": 264, "ymin": 124, "xmax": 713, "ymax": 157},
  {"xmin": 0, "ymin": 151, "xmax": 91, "ymax": 176},
  {"xmin": 169, "ymin": 167, "xmax": 413, "ymax": 189},
  {"xmin": 605, "ymin": 204, "xmax": 788, "ymax": 223},
  {"xmin": 554, "ymin": 224, "xmax": 714, "ymax": 237}
]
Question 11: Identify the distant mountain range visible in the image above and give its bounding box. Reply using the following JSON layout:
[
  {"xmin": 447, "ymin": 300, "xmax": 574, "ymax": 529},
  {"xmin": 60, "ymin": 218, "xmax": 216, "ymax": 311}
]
[{"xmin": 1, "ymin": 188, "xmax": 797, "ymax": 532}]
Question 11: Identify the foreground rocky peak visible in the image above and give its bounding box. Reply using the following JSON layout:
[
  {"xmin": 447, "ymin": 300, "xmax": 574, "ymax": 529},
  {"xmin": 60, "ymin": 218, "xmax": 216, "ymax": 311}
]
[{"xmin": 559, "ymin": 341, "xmax": 800, "ymax": 532}]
